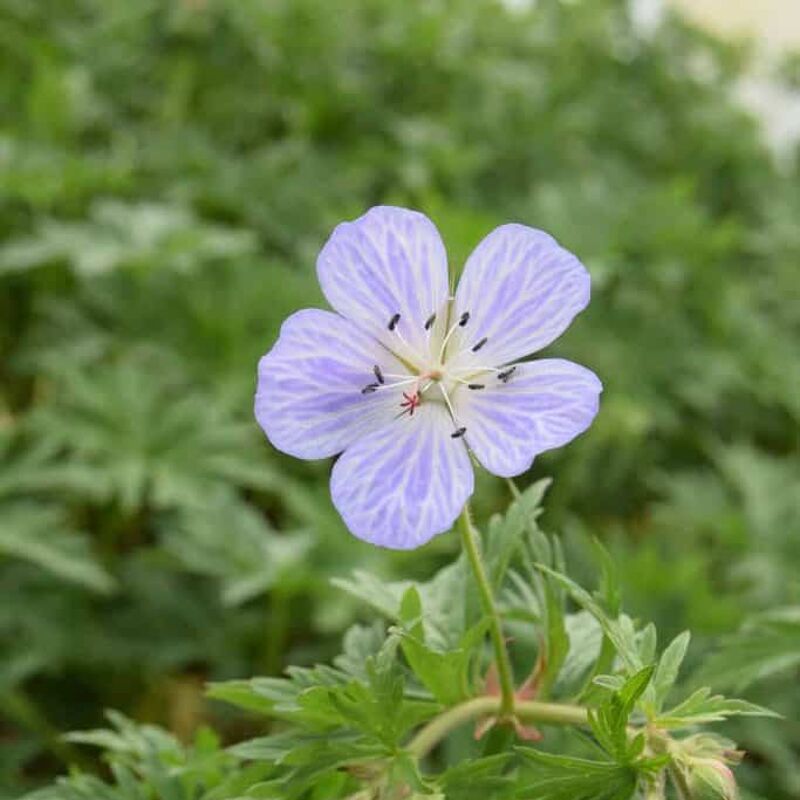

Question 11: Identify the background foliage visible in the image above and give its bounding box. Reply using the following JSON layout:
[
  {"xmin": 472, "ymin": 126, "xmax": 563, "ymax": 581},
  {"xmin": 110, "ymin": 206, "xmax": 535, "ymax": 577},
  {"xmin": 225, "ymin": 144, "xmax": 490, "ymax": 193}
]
[{"xmin": 0, "ymin": 0, "xmax": 798, "ymax": 797}]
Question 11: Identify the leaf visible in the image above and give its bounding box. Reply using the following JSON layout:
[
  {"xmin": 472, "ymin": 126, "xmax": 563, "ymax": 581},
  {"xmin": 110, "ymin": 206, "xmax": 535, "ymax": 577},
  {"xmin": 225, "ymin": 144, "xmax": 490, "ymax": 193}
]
[
  {"xmin": 332, "ymin": 571, "xmax": 411, "ymax": 622},
  {"xmin": 0, "ymin": 502, "xmax": 115, "ymax": 594},
  {"xmin": 656, "ymin": 687, "xmax": 780, "ymax": 729},
  {"xmin": 516, "ymin": 749, "xmax": 638, "ymax": 800},
  {"xmin": 650, "ymin": 631, "xmax": 691, "ymax": 712},
  {"xmin": 30, "ymin": 355, "xmax": 275, "ymax": 513},
  {"xmin": 534, "ymin": 565, "xmax": 642, "ymax": 673},
  {"xmin": 0, "ymin": 200, "xmax": 256, "ymax": 277},
  {"xmin": 437, "ymin": 754, "xmax": 514, "ymax": 799},
  {"xmin": 162, "ymin": 494, "xmax": 313, "ymax": 607},
  {"xmin": 555, "ymin": 611, "xmax": 604, "ymax": 697},
  {"xmin": 486, "ymin": 479, "xmax": 552, "ymax": 590},
  {"xmin": 590, "ymin": 537, "xmax": 622, "ymax": 617},
  {"xmin": 691, "ymin": 608, "xmax": 800, "ymax": 692},
  {"xmin": 589, "ymin": 666, "xmax": 655, "ymax": 762},
  {"xmin": 334, "ymin": 560, "xmax": 469, "ymax": 650}
]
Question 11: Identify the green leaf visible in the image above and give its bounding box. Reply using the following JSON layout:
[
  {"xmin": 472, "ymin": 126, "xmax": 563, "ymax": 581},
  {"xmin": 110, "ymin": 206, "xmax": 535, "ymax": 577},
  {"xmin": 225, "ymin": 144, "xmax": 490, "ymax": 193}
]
[
  {"xmin": 332, "ymin": 570, "xmax": 411, "ymax": 622},
  {"xmin": 656, "ymin": 687, "xmax": 780, "ymax": 729},
  {"xmin": 590, "ymin": 537, "xmax": 622, "ymax": 617},
  {"xmin": 397, "ymin": 586, "xmax": 486, "ymax": 705},
  {"xmin": 0, "ymin": 502, "xmax": 115, "ymax": 594},
  {"xmin": 589, "ymin": 666, "xmax": 655, "ymax": 762},
  {"xmin": 486, "ymin": 478, "xmax": 552, "ymax": 589},
  {"xmin": 516, "ymin": 749, "xmax": 638, "ymax": 800},
  {"xmin": 692, "ymin": 608, "xmax": 800, "ymax": 692},
  {"xmin": 162, "ymin": 494, "xmax": 312, "ymax": 607},
  {"xmin": 437, "ymin": 754, "xmax": 513, "ymax": 800},
  {"xmin": 334, "ymin": 559, "xmax": 469, "ymax": 649},
  {"xmin": 515, "ymin": 517, "xmax": 570, "ymax": 698},
  {"xmin": 534, "ymin": 565, "xmax": 642, "ymax": 673},
  {"xmin": 0, "ymin": 200, "xmax": 256, "ymax": 277},
  {"xmin": 650, "ymin": 631, "xmax": 691, "ymax": 713},
  {"xmin": 29, "ymin": 356, "xmax": 274, "ymax": 513}
]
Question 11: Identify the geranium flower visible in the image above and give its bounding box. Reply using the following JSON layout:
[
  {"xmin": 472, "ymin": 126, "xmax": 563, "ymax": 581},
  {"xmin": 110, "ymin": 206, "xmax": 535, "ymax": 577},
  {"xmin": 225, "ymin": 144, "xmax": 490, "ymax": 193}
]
[{"xmin": 255, "ymin": 206, "xmax": 601, "ymax": 549}]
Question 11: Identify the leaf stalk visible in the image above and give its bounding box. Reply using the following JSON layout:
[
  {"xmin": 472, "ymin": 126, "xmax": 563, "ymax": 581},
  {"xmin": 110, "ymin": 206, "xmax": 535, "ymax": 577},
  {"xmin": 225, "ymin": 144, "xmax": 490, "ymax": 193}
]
[{"xmin": 407, "ymin": 696, "xmax": 588, "ymax": 759}]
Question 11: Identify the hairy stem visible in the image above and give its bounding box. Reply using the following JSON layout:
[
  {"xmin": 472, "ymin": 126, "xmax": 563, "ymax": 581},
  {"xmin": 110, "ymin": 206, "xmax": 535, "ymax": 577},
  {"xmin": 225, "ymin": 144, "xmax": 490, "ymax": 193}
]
[
  {"xmin": 408, "ymin": 696, "xmax": 588, "ymax": 759},
  {"xmin": 458, "ymin": 504, "xmax": 516, "ymax": 717},
  {"xmin": 667, "ymin": 765, "xmax": 692, "ymax": 800}
]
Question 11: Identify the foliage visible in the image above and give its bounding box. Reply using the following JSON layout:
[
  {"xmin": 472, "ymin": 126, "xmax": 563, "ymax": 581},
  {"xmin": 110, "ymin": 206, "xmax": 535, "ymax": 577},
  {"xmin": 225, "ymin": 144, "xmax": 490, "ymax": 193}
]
[
  {"xmin": 1, "ymin": 0, "xmax": 799, "ymax": 797},
  {"xmin": 19, "ymin": 486, "xmax": 779, "ymax": 799}
]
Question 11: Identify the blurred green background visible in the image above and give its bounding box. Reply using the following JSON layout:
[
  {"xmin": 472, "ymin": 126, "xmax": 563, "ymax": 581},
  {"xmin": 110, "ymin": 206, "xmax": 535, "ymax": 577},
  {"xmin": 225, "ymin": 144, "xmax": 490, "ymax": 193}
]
[{"xmin": 1, "ymin": 0, "xmax": 798, "ymax": 797}]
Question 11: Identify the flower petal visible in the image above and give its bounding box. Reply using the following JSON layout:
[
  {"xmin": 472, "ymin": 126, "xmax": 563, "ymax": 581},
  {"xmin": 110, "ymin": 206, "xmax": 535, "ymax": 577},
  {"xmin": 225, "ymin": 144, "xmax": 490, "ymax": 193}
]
[
  {"xmin": 255, "ymin": 309, "xmax": 409, "ymax": 460},
  {"xmin": 449, "ymin": 225, "xmax": 590, "ymax": 368},
  {"xmin": 330, "ymin": 403, "xmax": 474, "ymax": 549},
  {"xmin": 317, "ymin": 206, "xmax": 450, "ymax": 362},
  {"xmin": 456, "ymin": 359, "xmax": 602, "ymax": 477}
]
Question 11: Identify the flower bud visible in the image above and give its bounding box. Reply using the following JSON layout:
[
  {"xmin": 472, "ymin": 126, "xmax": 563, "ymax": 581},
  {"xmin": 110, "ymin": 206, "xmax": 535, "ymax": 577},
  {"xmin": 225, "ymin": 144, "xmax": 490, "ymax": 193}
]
[{"xmin": 686, "ymin": 757, "xmax": 738, "ymax": 800}]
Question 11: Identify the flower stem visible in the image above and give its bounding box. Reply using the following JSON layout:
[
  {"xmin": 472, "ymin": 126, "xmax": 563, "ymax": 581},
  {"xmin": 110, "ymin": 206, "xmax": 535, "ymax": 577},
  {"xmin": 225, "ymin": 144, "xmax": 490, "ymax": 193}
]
[
  {"xmin": 458, "ymin": 504, "xmax": 516, "ymax": 718},
  {"xmin": 407, "ymin": 696, "xmax": 588, "ymax": 759},
  {"xmin": 667, "ymin": 765, "xmax": 692, "ymax": 800}
]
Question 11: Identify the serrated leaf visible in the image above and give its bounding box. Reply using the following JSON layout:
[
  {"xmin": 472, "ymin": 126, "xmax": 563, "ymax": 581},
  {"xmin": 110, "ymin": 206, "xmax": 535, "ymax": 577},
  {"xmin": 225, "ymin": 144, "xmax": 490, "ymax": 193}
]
[
  {"xmin": 590, "ymin": 537, "xmax": 622, "ymax": 617},
  {"xmin": 691, "ymin": 608, "xmax": 800, "ymax": 692},
  {"xmin": 650, "ymin": 631, "xmax": 691, "ymax": 713},
  {"xmin": 656, "ymin": 687, "xmax": 780, "ymax": 729},
  {"xmin": 589, "ymin": 666, "xmax": 654, "ymax": 762},
  {"xmin": 162, "ymin": 494, "xmax": 312, "ymax": 606},
  {"xmin": 397, "ymin": 586, "xmax": 486, "ymax": 705},
  {"xmin": 486, "ymin": 479, "xmax": 551, "ymax": 590},
  {"xmin": 534, "ymin": 565, "xmax": 642, "ymax": 672},
  {"xmin": 437, "ymin": 753, "xmax": 513, "ymax": 800},
  {"xmin": 0, "ymin": 502, "xmax": 115, "ymax": 594},
  {"xmin": 516, "ymin": 749, "xmax": 638, "ymax": 800}
]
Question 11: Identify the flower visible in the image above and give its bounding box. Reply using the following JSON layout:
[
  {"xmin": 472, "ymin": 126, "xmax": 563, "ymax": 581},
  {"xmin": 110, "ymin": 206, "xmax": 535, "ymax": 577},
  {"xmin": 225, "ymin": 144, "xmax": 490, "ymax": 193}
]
[{"xmin": 255, "ymin": 206, "xmax": 601, "ymax": 549}]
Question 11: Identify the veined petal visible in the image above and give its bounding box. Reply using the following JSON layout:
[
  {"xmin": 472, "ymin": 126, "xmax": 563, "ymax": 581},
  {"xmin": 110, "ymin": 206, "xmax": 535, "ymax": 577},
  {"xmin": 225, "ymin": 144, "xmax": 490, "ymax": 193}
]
[
  {"xmin": 330, "ymin": 403, "xmax": 474, "ymax": 549},
  {"xmin": 449, "ymin": 225, "xmax": 590, "ymax": 369},
  {"xmin": 317, "ymin": 206, "xmax": 450, "ymax": 362},
  {"xmin": 456, "ymin": 359, "xmax": 602, "ymax": 477},
  {"xmin": 255, "ymin": 309, "xmax": 408, "ymax": 460}
]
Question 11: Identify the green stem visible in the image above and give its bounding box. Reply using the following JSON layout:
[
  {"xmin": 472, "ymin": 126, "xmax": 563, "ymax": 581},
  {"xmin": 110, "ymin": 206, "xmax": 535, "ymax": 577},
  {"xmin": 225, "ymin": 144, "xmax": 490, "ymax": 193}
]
[
  {"xmin": 408, "ymin": 696, "xmax": 588, "ymax": 759},
  {"xmin": 458, "ymin": 504, "xmax": 515, "ymax": 717},
  {"xmin": 667, "ymin": 765, "xmax": 691, "ymax": 800}
]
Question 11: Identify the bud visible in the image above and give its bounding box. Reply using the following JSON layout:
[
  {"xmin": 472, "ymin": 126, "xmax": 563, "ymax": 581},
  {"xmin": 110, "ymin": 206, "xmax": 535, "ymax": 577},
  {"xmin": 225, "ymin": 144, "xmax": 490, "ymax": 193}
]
[{"xmin": 686, "ymin": 757, "xmax": 738, "ymax": 800}]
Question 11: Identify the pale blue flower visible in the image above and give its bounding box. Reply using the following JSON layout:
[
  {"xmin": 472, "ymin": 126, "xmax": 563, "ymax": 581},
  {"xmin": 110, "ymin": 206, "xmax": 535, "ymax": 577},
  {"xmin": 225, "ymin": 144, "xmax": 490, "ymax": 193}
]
[{"xmin": 256, "ymin": 206, "xmax": 601, "ymax": 549}]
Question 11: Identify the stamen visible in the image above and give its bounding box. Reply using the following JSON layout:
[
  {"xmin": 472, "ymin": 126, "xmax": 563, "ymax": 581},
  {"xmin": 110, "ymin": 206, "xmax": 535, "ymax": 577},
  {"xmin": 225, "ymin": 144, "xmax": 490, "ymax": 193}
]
[
  {"xmin": 438, "ymin": 315, "xmax": 464, "ymax": 361},
  {"xmin": 468, "ymin": 383, "xmax": 485, "ymax": 390},
  {"xmin": 362, "ymin": 374, "xmax": 419, "ymax": 395},
  {"xmin": 436, "ymin": 381, "xmax": 466, "ymax": 441},
  {"xmin": 386, "ymin": 311, "xmax": 414, "ymax": 351},
  {"xmin": 450, "ymin": 365, "xmax": 502, "ymax": 375},
  {"xmin": 378, "ymin": 376, "xmax": 420, "ymax": 391},
  {"xmin": 458, "ymin": 311, "xmax": 470, "ymax": 327},
  {"xmin": 498, "ymin": 366, "xmax": 516, "ymax": 383},
  {"xmin": 471, "ymin": 337, "xmax": 488, "ymax": 353},
  {"xmin": 373, "ymin": 365, "xmax": 384, "ymax": 384},
  {"xmin": 424, "ymin": 313, "xmax": 436, "ymax": 331}
]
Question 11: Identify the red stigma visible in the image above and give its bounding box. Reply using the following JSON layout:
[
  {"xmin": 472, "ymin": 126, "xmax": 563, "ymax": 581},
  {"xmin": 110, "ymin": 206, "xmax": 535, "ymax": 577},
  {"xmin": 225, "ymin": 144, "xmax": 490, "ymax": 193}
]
[{"xmin": 400, "ymin": 391, "xmax": 421, "ymax": 416}]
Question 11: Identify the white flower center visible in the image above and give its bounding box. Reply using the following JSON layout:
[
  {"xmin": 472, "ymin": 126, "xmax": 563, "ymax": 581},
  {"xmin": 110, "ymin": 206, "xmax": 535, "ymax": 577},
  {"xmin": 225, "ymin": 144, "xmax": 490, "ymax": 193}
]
[{"xmin": 359, "ymin": 302, "xmax": 516, "ymax": 438}]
